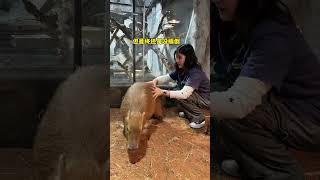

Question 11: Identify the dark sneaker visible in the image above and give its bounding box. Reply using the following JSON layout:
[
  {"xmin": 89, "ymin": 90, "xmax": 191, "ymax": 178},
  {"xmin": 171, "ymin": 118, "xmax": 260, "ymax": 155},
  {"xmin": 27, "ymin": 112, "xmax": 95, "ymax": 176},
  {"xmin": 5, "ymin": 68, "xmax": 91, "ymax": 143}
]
[{"xmin": 222, "ymin": 159, "xmax": 241, "ymax": 178}]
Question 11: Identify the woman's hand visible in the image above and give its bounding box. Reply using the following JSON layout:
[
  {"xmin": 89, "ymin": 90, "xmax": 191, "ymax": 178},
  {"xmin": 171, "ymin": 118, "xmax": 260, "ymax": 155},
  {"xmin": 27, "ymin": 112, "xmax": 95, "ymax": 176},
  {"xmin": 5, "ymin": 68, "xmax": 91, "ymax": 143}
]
[
  {"xmin": 151, "ymin": 86, "xmax": 163, "ymax": 99},
  {"xmin": 151, "ymin": 79, "xmax": 158, "ymax": 87}
]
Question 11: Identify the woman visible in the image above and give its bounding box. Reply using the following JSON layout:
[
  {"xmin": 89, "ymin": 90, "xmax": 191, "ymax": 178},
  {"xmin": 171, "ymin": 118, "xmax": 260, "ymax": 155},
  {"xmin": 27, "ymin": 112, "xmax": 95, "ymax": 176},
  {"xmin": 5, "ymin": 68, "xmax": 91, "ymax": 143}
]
[
  {"xmin": 151, "ymin": 44, "xmax": 210, "ymax": 129},
  {"xmin": 212, "ymin": 0, "xmax": 320, "ymax": 179}
]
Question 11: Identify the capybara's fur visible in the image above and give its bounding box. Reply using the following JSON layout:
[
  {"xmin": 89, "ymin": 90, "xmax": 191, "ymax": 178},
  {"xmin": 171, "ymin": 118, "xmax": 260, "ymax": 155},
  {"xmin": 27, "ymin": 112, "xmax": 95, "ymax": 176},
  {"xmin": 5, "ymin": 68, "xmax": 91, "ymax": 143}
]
[
  {"xmin": 33, "ymin": 65, "xmax": 108, "ymax": 180},
  {"xmin": 120, "ymin": 82, "xmax": 164, "ymax": 150}
]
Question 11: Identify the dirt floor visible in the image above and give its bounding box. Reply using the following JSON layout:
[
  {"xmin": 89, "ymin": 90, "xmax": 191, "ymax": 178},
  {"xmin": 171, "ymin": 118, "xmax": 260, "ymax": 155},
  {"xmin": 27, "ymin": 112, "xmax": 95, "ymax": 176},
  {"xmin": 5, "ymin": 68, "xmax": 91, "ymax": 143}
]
[
  {"xmin": 0, "ymin": 148, "xmax": 33, "ymax": 180},
  {"xmin": 110, "ymin": 107, "xmax": 210, "ymax": 180},
  {"xmin": 0, "ymin": 109, "xmax": 237, "ymax": 180}
]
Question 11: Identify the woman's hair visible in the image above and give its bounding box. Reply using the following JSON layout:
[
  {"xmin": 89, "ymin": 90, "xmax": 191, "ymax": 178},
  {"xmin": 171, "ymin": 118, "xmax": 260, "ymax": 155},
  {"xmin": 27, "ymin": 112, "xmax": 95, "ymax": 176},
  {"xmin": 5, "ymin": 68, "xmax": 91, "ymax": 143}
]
[
  {"xmin": 213, "ymin": 0, "xmax": 296, "ymax": 43},
  {"xmin": 239, "ymin": 0, "xmax": 295, "ymax": 39},
  {"xmin": 174, "ymin": 44, "xmax": 202, "ymax": 74}
]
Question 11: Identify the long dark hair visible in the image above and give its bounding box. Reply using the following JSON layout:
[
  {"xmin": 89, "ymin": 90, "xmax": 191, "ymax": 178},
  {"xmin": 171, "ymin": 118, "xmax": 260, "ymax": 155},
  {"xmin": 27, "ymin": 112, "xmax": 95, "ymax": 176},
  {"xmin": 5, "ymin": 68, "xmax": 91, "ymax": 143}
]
[
  {"xmin": 238, "ymin": 0, "xmax": 295, "ymax": 41},
  {"xmin": 212, "ymin": 0, "xmax": 296, "ymax": 68},
  {"xmin": 213, "ymin": 0, "xmax": 296, "ymax": 44},
  {"xmin": 174, "ymin": 44, "xmax": 202, "ymax": 74}
]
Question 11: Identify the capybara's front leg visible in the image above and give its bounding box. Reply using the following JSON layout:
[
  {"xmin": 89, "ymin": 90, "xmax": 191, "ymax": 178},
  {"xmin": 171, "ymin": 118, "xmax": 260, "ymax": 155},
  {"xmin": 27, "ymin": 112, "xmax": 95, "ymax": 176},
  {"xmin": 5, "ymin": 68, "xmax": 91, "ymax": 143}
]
[{"xmin": 154, "ymin": 98, "xmax": 165, "ymax": 120}]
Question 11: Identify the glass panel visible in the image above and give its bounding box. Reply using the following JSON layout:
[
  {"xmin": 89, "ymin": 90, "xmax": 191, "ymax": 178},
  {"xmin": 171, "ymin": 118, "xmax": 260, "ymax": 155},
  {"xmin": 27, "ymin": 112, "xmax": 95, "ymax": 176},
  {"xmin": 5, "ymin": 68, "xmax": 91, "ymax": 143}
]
[
  {"xmin": 81, "ymin": 0, "xmax": 105, "ymax": 65},
  {"xmin": 0, "ymin": 0, "xmax": 75, "ymax": 79},
  {"xmin": 111, "ymin": 0, "xmax": 133, "ymax": 13},
  {"xmin": 110, "ymin": 0, "xmax": 132, "ymax": 5},
  {"xmin": 110, "ymin": 0, "xmax": 133, "ymax": 85},
  {"xmin": 110, "ymin": 0, "xmax": 193, "ymax": 86}
]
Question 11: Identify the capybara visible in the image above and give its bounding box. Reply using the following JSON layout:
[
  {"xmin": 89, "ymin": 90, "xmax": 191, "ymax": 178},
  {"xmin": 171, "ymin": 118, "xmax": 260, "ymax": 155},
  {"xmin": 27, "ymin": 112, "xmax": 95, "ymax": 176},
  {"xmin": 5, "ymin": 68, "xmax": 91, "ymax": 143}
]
[
  {"xmin": 120, "ymin": 82, "xmax": 164, "ymax": 150},
  {"xmin": 33, "ymin": 65, "xmax": 108, "ymax": 180}
]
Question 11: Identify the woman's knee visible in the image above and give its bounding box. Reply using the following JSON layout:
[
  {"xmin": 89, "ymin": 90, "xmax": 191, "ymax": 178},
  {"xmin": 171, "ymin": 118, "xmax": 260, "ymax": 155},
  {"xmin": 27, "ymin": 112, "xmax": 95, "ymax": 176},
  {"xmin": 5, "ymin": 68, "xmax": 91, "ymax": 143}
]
[
  {"xmin": 218, "ymin": 118, "xmax": 244, "ymax": 129},
  {"xmin": 217, "ymin": 119, "xmax": 241, "ymax": 137},
  {"xmin": 217, "ymin": 116, "xmax": 262, "ymax": 139}
]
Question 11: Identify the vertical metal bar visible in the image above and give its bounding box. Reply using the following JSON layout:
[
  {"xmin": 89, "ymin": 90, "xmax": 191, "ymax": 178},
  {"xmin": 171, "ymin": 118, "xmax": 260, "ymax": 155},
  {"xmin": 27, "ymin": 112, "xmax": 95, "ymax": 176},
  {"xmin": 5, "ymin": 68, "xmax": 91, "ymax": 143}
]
[
  {"xmin": 74, "ymin": 0, "xmax": 82, "ymax": 70},
  {"xmin": 132, "ymin": 0, "xmax": 136, "ymax": 82},
  {"xmin": 142, "ymin": 4, "xmax": 145, "ymax": 81},
  {"xmin": 105, "ymin": 0, "xmax": 110, "ymax": 77},
  {"xmin": 105, "ymin": 0, "xmax": 110, "ymax": 175}
]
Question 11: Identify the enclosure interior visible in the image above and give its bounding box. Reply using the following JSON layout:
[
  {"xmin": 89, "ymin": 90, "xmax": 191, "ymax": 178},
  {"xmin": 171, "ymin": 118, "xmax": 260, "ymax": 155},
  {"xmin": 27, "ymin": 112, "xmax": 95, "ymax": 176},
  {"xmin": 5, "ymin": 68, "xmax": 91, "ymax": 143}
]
[
  {"xmin": 211, "ymin": 0, "xmax": 320, "ymax": 179},
  {"xmin": 0, "ymin": 0, "xmax": 105, "ymax": 178},
  {"xmin": 110, "ymin": 0, "xmax": 196, "ymax": 107}
]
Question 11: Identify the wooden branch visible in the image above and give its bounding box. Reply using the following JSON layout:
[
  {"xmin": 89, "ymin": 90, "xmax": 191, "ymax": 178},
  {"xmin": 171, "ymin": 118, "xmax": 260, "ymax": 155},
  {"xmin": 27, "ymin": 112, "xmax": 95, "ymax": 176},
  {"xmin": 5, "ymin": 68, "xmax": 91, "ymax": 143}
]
[
  {"xmin": 153, "ymin": 12, "xmax": 169, "ymax": 38},
  {"xmin": 150, "ymin": 47, "xmax": 174, "ymax": 71},
  {"xmin": 22, "ymin": 0, "xmax": 58, "ymax": 29},
  {"xmin": 145, "ymin": 0, "xmax": 159, "ymax": 16},
  {"xmin": 111, "ymin": 28, "xmax": 120, "ymax": 43},
  {"xmin": 157, "ymin": 27, "xmax": 173, "ymax": 37},
  {"xmin": 111, "ymin": 60, "xmax": 131, "ymax": 80},
  {"xmin": 114, "ymin": 36, "xmax": 133, "ymax": 66},
  {"xmin": 164, "ymin": 44, "xmax": 175, "ymax": 67},
  {"xmin": 110, "ymin": 17, "xmax": 132, "ymax": 39},
  {"xmin": 39, "ymin": 0, "xmax": 56, "ymax": 14}
]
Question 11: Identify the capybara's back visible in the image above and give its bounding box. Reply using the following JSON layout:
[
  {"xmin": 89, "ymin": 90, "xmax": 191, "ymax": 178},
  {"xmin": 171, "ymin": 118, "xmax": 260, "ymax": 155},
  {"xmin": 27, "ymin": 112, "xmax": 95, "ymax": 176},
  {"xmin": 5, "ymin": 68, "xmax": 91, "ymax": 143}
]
[
  {"xmin": 33, "ymin": 65, "xmax": 108, "ymax": 180},
  {"xmin": 121, "ymin": 82, "xmax": 164, "ymax": 150}
]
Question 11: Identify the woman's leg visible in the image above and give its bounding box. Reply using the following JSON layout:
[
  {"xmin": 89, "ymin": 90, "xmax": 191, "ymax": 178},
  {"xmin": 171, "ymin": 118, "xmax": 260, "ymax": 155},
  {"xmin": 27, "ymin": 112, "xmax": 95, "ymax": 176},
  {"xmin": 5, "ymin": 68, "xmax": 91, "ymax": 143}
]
[
  {"xmin": 219, "ymin": 119, "xmax": 304, "ymax": 180},
  {"xmin": 217, "ymin": 93, "xmax": 320, "ymax": 180},
  {"xmin": 176, "ymin": 92, "xmax": 209, "ymax": 123}
]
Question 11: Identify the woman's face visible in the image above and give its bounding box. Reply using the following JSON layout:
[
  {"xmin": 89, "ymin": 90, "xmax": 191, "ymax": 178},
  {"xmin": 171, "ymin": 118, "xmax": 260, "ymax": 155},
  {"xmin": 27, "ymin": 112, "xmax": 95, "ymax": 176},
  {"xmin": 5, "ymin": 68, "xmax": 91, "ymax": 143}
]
[
  {"xmin": 175, "ymin": 53, "xmax": 186, "ymax": 69},
  {"xmin": 213, "ymin": 0, "xmax": 238, "ymax": 21}
]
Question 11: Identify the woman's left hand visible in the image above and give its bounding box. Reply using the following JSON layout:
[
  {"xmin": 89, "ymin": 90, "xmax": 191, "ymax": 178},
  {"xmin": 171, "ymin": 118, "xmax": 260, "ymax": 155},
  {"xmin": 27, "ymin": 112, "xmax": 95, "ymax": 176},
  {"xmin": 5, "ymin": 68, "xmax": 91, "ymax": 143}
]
[{"xmin": 151, "ymin": 86, "xmax": 163, "ymax": 99}]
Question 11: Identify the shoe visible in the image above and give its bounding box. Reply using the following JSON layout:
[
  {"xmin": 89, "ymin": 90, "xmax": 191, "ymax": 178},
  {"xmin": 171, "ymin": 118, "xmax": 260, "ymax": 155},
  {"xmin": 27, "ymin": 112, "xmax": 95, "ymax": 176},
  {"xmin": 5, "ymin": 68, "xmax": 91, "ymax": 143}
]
[
  {"xmin": 221, "ymin": 159, "xmax": 241, "ymax": 178},
  {"xmin": 189, "ymin": 121, "xmax": 205, "ymax": 129},
  {"xmin": 178, "ymin": 111, "xmax": 185, "ymax": 118}
]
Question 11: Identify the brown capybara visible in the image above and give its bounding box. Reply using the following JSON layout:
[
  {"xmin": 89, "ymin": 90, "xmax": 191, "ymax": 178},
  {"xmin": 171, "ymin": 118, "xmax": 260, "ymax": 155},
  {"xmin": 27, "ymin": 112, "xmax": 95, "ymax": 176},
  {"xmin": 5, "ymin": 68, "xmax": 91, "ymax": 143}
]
[
  {"xmin": 33, "ymin": 65, "xmax": 108, "ymax": 180},
  {"xmin": 120, "ymin": 82, "xmax": 164, "ymax": 150}
]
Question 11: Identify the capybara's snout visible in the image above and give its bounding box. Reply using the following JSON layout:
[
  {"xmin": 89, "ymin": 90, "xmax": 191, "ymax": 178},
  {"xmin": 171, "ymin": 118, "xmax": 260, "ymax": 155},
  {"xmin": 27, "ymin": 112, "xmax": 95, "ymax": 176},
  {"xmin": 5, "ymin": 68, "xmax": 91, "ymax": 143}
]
[
  {"xmin": 128, "ymin": 143, "xmax": 139, "ymax": 150},
  {"xmin": 127, "ymin": 127, "xmax": 142, "ymax": 150}
]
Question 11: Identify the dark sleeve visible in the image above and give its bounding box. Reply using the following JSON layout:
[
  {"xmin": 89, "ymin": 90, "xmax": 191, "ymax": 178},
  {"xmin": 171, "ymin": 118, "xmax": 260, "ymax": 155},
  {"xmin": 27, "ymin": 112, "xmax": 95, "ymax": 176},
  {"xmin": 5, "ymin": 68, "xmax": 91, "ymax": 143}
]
[
  {"xmin": 185, "ymin": 71, "xmax": 202, "ymax": 90},
  {"xmin": 169, "ymin": 71, "xmax": 178, "ymax": 81},
  {"xmin": 240, "ymin": 29, "xmax": 292, "ymax": 90}
]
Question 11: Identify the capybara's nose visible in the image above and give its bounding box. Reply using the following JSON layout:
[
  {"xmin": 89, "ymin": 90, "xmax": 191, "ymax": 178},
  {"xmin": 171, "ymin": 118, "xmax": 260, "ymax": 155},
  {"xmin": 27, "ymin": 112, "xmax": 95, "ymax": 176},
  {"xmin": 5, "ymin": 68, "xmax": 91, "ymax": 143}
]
[{"xmin": 128, "ymin": 144, "xmax": 139, "ymax": 150}]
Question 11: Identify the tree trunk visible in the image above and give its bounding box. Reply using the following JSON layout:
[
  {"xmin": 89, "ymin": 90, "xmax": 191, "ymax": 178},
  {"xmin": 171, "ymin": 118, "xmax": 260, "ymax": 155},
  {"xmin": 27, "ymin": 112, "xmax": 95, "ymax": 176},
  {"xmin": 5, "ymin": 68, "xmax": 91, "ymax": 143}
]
[{"xmin": 190, "ymin": 0, "xmax": 210, "ymax": 78}]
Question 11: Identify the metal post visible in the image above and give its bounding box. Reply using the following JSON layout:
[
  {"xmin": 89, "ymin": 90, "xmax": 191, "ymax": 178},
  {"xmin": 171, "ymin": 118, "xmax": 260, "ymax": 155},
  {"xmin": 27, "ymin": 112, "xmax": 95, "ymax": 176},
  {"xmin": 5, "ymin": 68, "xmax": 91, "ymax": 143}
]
[
  {"xmin": 132, "ymin": 0, "xmax": 136, "ymax": 82},
  {"xmin": 105, "ymin": 0, "xmax": 110, "ymax": 174},
  {"xmin": 74, "ymin": 0, "xmax": 82, "ymax": 70},
  {"xmin": 142, "ymin": 4, "xmax": 145, "ymax": 81},
  {"xmin": 105, "ymin": 0, "xmax": 110, "ymax": 74}
]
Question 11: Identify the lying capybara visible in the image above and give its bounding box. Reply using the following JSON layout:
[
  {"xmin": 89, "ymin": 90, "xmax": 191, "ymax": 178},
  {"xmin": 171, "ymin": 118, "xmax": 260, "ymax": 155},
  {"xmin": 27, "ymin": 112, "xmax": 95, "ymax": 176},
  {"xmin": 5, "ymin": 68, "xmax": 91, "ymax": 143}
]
[
  {"xmin": 120, "ymin": 82, "xmax": 164, "ymax": 150},
  {"xmin": 33, "ymin": 65, "xmax": 108, "ymax": 180}
]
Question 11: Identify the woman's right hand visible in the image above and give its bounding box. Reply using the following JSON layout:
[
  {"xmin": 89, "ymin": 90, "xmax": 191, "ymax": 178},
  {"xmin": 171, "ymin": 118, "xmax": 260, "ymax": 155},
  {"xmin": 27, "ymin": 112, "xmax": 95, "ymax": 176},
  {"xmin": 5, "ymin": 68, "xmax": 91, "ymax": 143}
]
[{"xmin": 151, "ymin": 79, "xmax": 158, "ymax": 87}]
